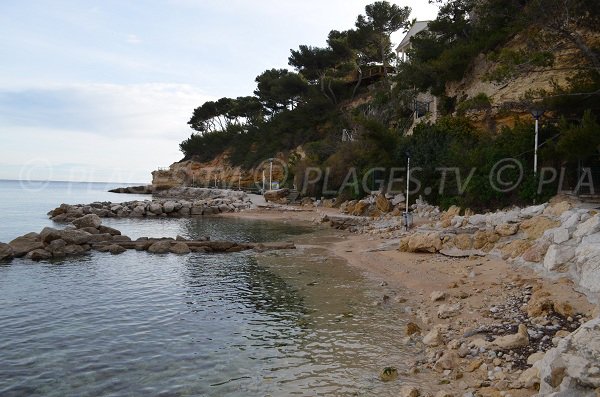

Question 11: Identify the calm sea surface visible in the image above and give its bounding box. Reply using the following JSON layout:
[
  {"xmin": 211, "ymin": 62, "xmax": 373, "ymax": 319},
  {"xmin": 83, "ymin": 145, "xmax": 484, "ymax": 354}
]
[{"xmin": 0, "ymin": 180, "xmax": 419, "ymax": 396}]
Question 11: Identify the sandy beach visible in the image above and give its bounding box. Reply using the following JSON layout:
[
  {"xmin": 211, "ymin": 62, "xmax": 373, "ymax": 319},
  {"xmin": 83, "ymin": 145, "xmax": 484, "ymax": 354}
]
[{"xmin": 225, "ymin": 204, "xmax": 599, "ymax": 396}]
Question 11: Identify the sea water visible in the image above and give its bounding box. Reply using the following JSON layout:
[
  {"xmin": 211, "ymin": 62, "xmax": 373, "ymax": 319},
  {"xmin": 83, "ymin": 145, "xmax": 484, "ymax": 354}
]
[{"xmin": 0, "ymin": 180, "xmax": 420, "ymax": 396}]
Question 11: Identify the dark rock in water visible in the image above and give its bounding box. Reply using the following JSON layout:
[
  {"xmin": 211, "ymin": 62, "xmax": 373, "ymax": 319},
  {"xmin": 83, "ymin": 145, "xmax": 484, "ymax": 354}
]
[
  {"xmin": 147, "ymin": 240, "xmax": 172, "ymax": 254},
  {"xmin": 59, "ymin": 230, "xmax": 93, "ymax": 245},
  {"xmin": 170, "ymin": 242, "xmax": 191, "ymax": 255},
  {"xmin": 108, "ymin": 185, "xmax": 154, "ymax": 194},
  {"xmin": 40, "ymin": 227, "xmax": 62, "ymax": 244},
  {"xmin": 46, "ymin": 239, "xmax": 67, "ymax": 258},
  {"xmin": 9, "ymin": 233, "xmax": 44, "ymax": 257},
  {"xmin": 0, "ymin": 243, "xmax": 14, "ymax": 261},
  {"xmin": 98, "ymin": 225, "xmax": 121, "ymax": 236},
  {"xmin": 72, "ymin": 214, "xmax": 102, "ymax": 229},
  {"xmin": 26, "ymin": 249, "xmax": 52, "ymax": 261},
  {"xmin": 112, "ymin": 235, "xmax": 132, "ymax": 242},
  {"xmin": 88, "ymin": 234, "xmax": 113, "ymax": 243},
  {"xmin": 98, "ymin": 244, "xmax": 127, "ymax": 255},
  {"xmin": 80, "ymin": 227, "xmax": 100, "ymax": 235},
  {"xmin": 64, "ymin": 244, "xmax": 86, "ymax": 256}
]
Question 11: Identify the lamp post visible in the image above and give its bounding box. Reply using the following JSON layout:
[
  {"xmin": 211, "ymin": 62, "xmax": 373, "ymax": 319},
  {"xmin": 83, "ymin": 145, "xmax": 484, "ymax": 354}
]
[
  {"xmin": 531, "ymin": 108, "xmax": 545, "ymax": 176},
  {"xmin": 405, "ymin": 150, "xmax": 411, "ymax": 231},
  {"xmin": 269, "ymin": 159, "xmax": 273, "ymax": 191}
]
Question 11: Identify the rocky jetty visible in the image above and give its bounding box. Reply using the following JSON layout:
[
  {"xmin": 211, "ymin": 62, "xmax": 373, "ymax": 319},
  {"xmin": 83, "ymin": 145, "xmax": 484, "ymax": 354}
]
[
  {"xmin": 48, "ymin": 189, "xmax": 253, "ymax": 223},
  {"xmin": 108, "ymin": 185, "xmax": 155, "ymax": 194},
  {"xmin": 0, "ymin": 214, "xmax": 295, "ymax": 263}
]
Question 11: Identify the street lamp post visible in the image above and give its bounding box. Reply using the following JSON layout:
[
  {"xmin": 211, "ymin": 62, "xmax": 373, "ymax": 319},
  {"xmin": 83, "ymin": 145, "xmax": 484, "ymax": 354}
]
[
  {"xmin": 269, "ymin": 159, "xmax": 273, "ymax": 191},
  {"xmin": 405, "ymin": 150, "xmax": 411, "ymax": 231},
  {"xmin": 531, "ymin": 108, "xmax": 545, "ymax": 176}
]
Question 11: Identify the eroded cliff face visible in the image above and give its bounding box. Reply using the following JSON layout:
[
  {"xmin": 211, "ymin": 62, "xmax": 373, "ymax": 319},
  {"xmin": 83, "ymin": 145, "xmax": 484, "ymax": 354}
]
[
  {"xmin": 446, "ymin": 28, "xmax": 600, "ymax": 130},
  {"xmin": 152, "ymin": 148, "xmax": 303, "ymax": 190}
]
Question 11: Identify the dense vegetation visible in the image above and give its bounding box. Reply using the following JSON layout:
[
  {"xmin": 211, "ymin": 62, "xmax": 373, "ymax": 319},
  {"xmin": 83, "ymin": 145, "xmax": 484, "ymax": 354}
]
[{"xmin": 180, "ymin": 0, "xmax": 600, "ymax": 211}]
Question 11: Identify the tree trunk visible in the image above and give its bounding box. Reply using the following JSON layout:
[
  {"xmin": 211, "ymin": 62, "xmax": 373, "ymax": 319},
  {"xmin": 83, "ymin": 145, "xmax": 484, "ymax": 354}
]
[{"xmin": 351, "ymin": 67, "xmax": 363, "ymax": 100}]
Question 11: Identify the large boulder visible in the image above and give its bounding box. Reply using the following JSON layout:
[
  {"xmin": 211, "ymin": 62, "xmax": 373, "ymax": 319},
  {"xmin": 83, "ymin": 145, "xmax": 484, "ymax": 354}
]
[
  {"xmin": 501, "ymin": 239, "xmax": 534, "ymax": 259},
  {"xmin": 375, "ymin": 193, "xmax": 392, "ymax": 213},
  {"xmin": 58, "ymin": 229, "xmax": 93, "ymax": 245},
  {"xmin": 574, "ymin": 243, "xmax": 600, "ymax": 293},
  {"xmin": 473, "ymin": 230, "xmax": 500, "ymax": 250},
  {"xmin": 522, "ymin": 240, "xmax": 551, "ymax": 263},
  {"xmin": 46, "ymin": 239, "xmax": 67, "ymax": 258},
  {"xmin": 351, "ymin": 200, "xmax": 370, "ymax": 216},
  {"xmin": 535, "ymin": 317, "xmax": 600, "ymax": 396},
  {"xmin": 163, "ymin": 201, "xmax": 177, "ymax": 213},
  {"xmin": 0, "ymin": 243, "xmax": 14, "ymax": 261},
  {"xmin": 98, "ymin": 225, "xmax": 121, "ymax": 236},
  {"xmin": 9, "ymin": 233, "xmax": 44, "ymax": 257},
  {"xmin": 71, "ymin": 214, "xmax": 102, "ymax": 229},
  {"xmin": 495, "ymin": 223, "xmax": 519, "ymax": 237},
  {"xmin": 405, "ymin": 232, "xmax": 442, "ymax": 253},
  {"xmin": 149, "ymin": 202, "xmax": 163, "ymax": 215},
  {"xmin": 170, "ymin": 242, "xmax": 191, "ymax": 255},
  {"xmin": 26, "ymin": 249, "xmax": 52, "ymax": 261},
  {"xmin": 264, "ymin": 189, "xmax": 290, "ymax": 202},
  {"xmin": 573, "ymin": 214, "xmax": 600, "ymax": 240},
  {"xmin": 147, "ymin": 240, "xmax": 172, "ymax": 254},
  {"xmin": 544, "ymin": 244, "xmax": 576, "ymax": 272},
  {"xmin": 521, "ymin": 216, "xmax": 560, "ymax": 239},
  {"xmin": 39, "ymin": 227, "xmax": 62, "ymax": 243}
]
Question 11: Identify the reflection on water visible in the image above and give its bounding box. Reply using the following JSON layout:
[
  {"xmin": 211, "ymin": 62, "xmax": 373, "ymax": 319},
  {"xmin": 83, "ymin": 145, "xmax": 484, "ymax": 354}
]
[{"xmin": 0, "ymin": 222, "xmax": 419, "ymax": 397}]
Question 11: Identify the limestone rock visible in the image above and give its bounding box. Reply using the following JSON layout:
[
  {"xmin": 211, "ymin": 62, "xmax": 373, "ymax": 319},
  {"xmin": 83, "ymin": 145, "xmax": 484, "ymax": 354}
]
[
  {"xmin": 527, "ymin": 351, "xmax": 546, "ymax": 365},
  {"xmin": 521, "ymin": 216, "xmax": 560, "ymax": 240},
  {"xmin": 495, "ymin": 223, "xmax": 519, "ymax": 237},
  {"xmin": 490, "ymin": 324, "xmax": 529, "ymax": 350},
  {"xmin": 434, "ymin": 391, "xmax": 453, "ymax": 397},
  {"xmin": 9, "ymin": 233, "xmax": 44, "ymax": 257},
  {"xmin": 407, "ymin": 232, "xmax": 442, "ymax": 253},
  {"xmin": 543, "ymin": 200, "xmax": 572, "ymax": 217},
  {"xmin": 264, "ymin": 189, "xmax": 290, "ymax": 203},
  {"xmin": 46, "ymin": 239, "xmax": 67, "ymax": 258},
  {"xmin": 64, "ymin": 244, "xmax": 87, "ymax": 256},
  {"xmin": 438, "ymin": 303, "xmax": 461, "ymax": 319},
  {"xmin": 375, "ymin": 193, "xmax": 392, "ymax": 213},
  {"xmin": 26, "ymin": 249, "xmax": 52, "ymax": 261},
  {"xmin": 430, "ymin": 291, "xmax": 447, "ymax": 302},
  {"xmin": 464, "ymin": 359, "xmax": 483, "ymax": 373},
  {"xmin": 574, "ymin": 243, "xmax": 600, "ymax": 294},
  {"xmin": 535, "ymin": 317, "xmax": 600, "ymax": 395},
  {"xmin": 71, "ymin": 214, "xmax": 102, "ymax": 229},
  {"xmin": 149, "ymin": 202, "xmax": 163, "ymax": 215},
  {"xmin": 472, "ymin": 230, "xmax": 499, "ymax": 250},
  {"xmin": 423, "ymin": 326, "xmax": 444, "ymax": 346},
  {"xmin": 440, "ymin": 205, "xmax": 461, "ymax": 227},
  {"xmin": 543, "ymin": 244, "xmax": 575, "ymax": 271},
  {"xmin": 148, "ymin": 240, "xmax": 172, "ymax": 254},
  {"xmin": 500, "ymin": 239, "xmax": 533, "ymax": 259},
  {"xmin": 163, "ymin": 201, "xmax": 176, "ymax": 213},
  {"xmin": 351, "ymin": 200, "xmax": 369, "ymax": 216},
  {"xmin": 520, "ymin": 204, "xmax": 547, "ymax": 218},
  {"xmin": 573, "ymin": 214, "xmax": 600, "ymax": 240},
  {"xmin": 515, "ymin": 366, "xmax": 540, "ymax": 389},
  {"xmin": 0, "ymin": 242, "xmax": 14, "ymax": 261},
  {"xmin": 434, "ymin": 350, "xmax": 459, "ymax": 372},
  {"xmin": 170, "ymin": 242, "xmax": 191, "ymax": 255},
  {"xmin": 454, "ymin": 234, "xmax": 473, "ymax": 250},
  {"xmin": 522, "ymin": 240, "xmax": 551, "ymax": 263},
  {"xmin": 552, "ymin": 227, "xmax": 571, "ymax": 244}
]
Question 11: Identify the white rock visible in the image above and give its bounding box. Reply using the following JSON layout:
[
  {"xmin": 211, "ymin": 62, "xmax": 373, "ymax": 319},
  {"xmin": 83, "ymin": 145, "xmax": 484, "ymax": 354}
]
[
  {"xmin": 423, "ymin": 326, "xmax": 444, "ymax": 347},
  {"xmin": 437, "ymin": 303, "xmax": 461, "ymax": 319},
  {"xmin": 535, "ymin": 317, "xmax": 600, "ymax": 394},
  {"xmin": 574, "ymin": 243, "xmax": 600, "ymax": 293},
  {"xmin": 552, "ymin": 228, "xmax": 570, "ymax": 244},
  {"xmin": 430, "ymin": 290, "xmax": 447, "ymax": 302},
  {"xmin": 520, "ymin": 204, "xmax": 546, "ymax": 218},
  {"xmin": 573, "ymin": 214, "xmax": 600, "ymax": 240},
  {"xmin": 543, "ymin": 244, "xmax": 575, "ymax": 271}
]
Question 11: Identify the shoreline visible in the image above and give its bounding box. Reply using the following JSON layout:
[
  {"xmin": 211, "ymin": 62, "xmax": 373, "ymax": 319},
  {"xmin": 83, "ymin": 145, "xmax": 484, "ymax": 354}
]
[{"xmin": 226, "ymin": 205, "xmax": 599, "ymax": 396}]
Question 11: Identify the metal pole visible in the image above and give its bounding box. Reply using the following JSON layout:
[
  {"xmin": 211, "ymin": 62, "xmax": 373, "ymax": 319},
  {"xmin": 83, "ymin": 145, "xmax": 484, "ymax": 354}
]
[
  {"xmin": 405, "ymin": 157, "xmax": 410, "ymax": 230},
  {"xmin": 269, "ymin": 160, "xmax": 273, "ymax": 190},
  {"xmin": 534, "ymin": 118, "xmax": 539, "ymax": 176}
]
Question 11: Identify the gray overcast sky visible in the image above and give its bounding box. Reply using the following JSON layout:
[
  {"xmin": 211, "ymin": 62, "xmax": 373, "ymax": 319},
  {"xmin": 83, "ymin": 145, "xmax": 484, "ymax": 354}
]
[{"xmin": 0, "ymin": 1, "xmax": 438, "ymax": 183}]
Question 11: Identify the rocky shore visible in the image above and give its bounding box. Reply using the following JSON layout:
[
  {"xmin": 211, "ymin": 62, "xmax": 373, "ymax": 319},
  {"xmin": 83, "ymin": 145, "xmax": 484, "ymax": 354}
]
[
  {"xmin": 48, "ymin": 188, "xmax": 253, "ymax": 222},
  {"xmin": 0, "ymin": 213, "xmax": 294, "ymax": 262}
]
